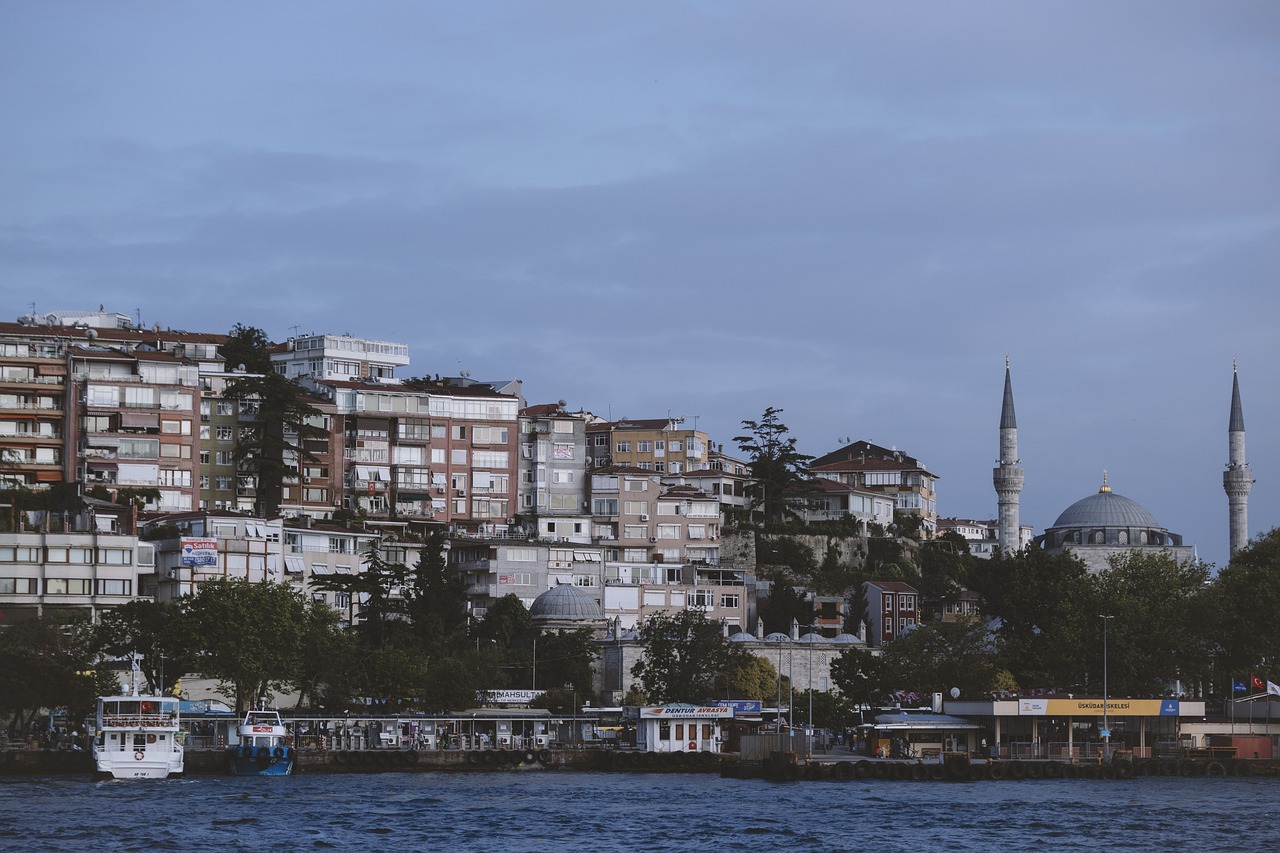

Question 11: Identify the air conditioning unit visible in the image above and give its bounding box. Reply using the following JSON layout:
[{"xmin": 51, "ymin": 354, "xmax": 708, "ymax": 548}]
[
  {"xmin": 649, "ymin": 537, "xmax": 657, "ymax": 543},
  {"xmin": 640, "ymin": 514, "xmax": 649, "ymax": 521},
  {"xmin": 505, "ymin": 518, "xmax": 515, "ymax": 525},
  {"xmin": 457, "ymin": 489, "xmax": 466, "ymax": 496}
]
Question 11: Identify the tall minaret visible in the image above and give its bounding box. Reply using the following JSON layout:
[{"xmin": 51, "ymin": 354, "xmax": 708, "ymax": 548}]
[
  {"xmin": 1223, "ymin": 361, "xmax": 1253, "ymax": 557},
  {"xmin": 993, "ymin": 356, "xmax": 1025, "ymax": 554}
]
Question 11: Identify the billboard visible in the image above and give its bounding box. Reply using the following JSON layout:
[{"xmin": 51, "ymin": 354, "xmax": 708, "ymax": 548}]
[{"xmin": 179, "ymin": 538, "xmax": 218, "ymax": 567}]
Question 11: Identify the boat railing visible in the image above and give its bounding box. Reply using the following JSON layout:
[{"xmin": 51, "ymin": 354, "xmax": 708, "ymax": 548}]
[{"xmin": 101, "ymin": 714, "xmax": 177, "ymax": 729}]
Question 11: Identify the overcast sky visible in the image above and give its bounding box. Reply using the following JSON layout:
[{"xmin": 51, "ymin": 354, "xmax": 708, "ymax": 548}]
[{"xmin": 3, "ymin": 2, "xmax": 1276, "ymax": 568}]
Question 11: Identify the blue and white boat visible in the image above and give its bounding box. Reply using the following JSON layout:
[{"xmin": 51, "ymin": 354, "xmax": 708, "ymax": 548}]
[{"xmin": 227, "ymin": 708, "xmax": 296, "ymax": 776}]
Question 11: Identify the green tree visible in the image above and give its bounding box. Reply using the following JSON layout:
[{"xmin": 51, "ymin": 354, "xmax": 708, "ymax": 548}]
[
  {"xmin": 829, "ymin": 646, "xmax": 888, "ymax": 712},
  {"xmin": 421, "ymin": 653, "xmax": 484, "ymax": 713},
  {"xmin": 291, "ymin": 600, "xmax": 353, "ymax": 710},
  {"xmin": 721, "ymin": 655, "xmax": 782, "ymax": 701},
  {"xmin": 405, "ymin": 530, "xmax": 469, "ymax": 645},
  {"xmin": 474, "ymin": 594, "xmax": 535, "ymax": 648},
  {"xmin": 880, "ymin": 618, "xmax": 1002, "ymax": 697},
  {"xmin": 759, "ymin": 582, "xmax": 813, "ymax": 636},
  {"xmin": 792, "ymin": 688, "xmax": 856, "ymax": 732},
  {"xmin": 532, "ymin": 628, "xmax": 597, "ymax": 694},
  {"xmin": 312, "ymin": 542, "xmax": 409, "ymax": 649},
  {"xmin": 359, "ymin": 646, "xmax": 433, "ymax": 711},
  {"xmin": 734, "ymin": 407, "xmax": 814, "ymax": 526},
  {"xmin": 92, "ymin": 599, "xmax": 198, "ymax": 695},
  {"xmin": 0, "ymin": 617, "xmax": 102, "ymax": 730},
  {"xmin": 1210, "ymin": 528, "xmax": 1280, "ymax": 685},
  {"xmin": 631, "ymin": 610, "xmax": 753, "ymax": 703},
  {"xmin": 969, "ymin": 546, "xmax": 1095, "ymax": 689},
  {"xmin": 219, "ymin": 325, "xmax": 328, "ymax": 517},
  {"xmin": 184, "ymin": 579, "xmax": 309, "ymax": 714},
  {"xmin": 1093, "ymin": 550, "xmax": 1211, "ymax": 696}
]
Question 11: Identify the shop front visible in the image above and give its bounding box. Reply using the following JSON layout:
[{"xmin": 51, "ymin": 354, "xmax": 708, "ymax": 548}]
[{"xmin": 633, "ymin": 705, "xmax": 732, "ymax": 753}]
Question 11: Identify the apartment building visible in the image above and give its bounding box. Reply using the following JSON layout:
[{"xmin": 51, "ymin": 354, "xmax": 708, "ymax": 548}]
[
  {"xmin": 681, "ymin": 446, "xmax": 753, "ymax": 522},
  {"xmin": 862, "ymin": 580, "xmax": 920, "ymax": 647},
  {"xmin": 0, "ymin": 500, "xmax": 150, "ymax": 621},
  {"xmin": 72, "ymin": 346, "xmax": 201, "ymax": 513},
  {"xmin": 144, "ymin": 511, "xmax": 284, "ymax": 602},
  {"xmin": 300, "ymin": 377, "xmax": 522, "ymax": 532},
  {"xmin": 271, "ymin": 332, "xmax": 410, "ymax": 385},
  {"xmin": 810, "ymin": 440, "xmax": 939, "ymax": 536},
  {"xmin": 587, "ymin": 417, "xmax": 710, "ymax": 475},
  {"xmin": 281, "ymin": 518, "xmax": 383, "ymax": 627},
  {"xmin": 447, "ymin": 536, "xmax": 607, "ymax": 619},
  {"xmin": 518, "ymin": 402, "xmax": 595, "ymax": 539},
  {"xmin": 793, "ymin": 477, "xmax": 896, "ymax": 530},
  {"xmin": 0, "ymin": 333, "xmax": 69, "ymax": 491},
  {"xmin": 937, "ymin": 517, "xmax": 1034, "ymax": 559}
]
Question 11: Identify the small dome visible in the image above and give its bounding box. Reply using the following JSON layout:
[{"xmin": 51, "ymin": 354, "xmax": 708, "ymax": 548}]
[
  {"xmin": 798, "ymin": 633, "xmax": 826, "ymax": 643},
  {"xmin": 1050, "ymin": 489, "xmax": 1161, "ymax": 530},
  {"xmin": 763, "ymin": 632, "xmax": 790, "ymax": 642},
  {"xmin": 833, "ymin": 633, "xmax": 861, "ymax": 643},
  {"xmin": 529, "ymin": 585, "xmax": 602, "ymax": 622},
  {"xmin": 728, "ymin": 631, "xmax": 757, "ymax": 642}
]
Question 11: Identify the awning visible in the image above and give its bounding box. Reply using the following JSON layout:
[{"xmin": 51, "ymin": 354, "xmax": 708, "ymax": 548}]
[
  {"xmin": 120, "ymin": 412, "xmax": 160, "ymax": 429},
  {"xmin": 310, "ymin": 565, "xmax": 332, "ymax": 576},
  {"xmin": 873, "ymin": 713, "xmax": 982, "ymax": 731},
  {"xmin": 284, "ymin": 556, "xmax": 306, "ymax": 574}
]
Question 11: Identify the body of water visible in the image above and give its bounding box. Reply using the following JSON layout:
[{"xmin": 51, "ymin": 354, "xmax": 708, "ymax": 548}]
[{"xmin": 2, "ymin": 771, "xmax": 1277, "ymax": 852}]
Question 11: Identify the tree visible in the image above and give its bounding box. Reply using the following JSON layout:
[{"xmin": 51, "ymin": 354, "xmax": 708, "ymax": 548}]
[
  {"xmin": 1210, "ymin": 528, "xmax": 1280, "ymax": 685},
  {"xmin": 474, "ymin": 594, "xmax": 534, "ymax": 648},
  {"xmin": 531, "ymin": 628, "xmax": 597, "ymax": 695},
  {"xmin": 219, "ymin": 324, "xmax": 328, "ymax": 517},
  {"xmin": 734, "ymin": 407, "xmax": 813, "ymax": 526},
  {"xmin": 291, "ymin": 599, "xmax": 353, "ymax": 710},
  {"xmin": 759, "ymin": 582, "xmax": 813, "ymax": 636},
  {"xmin": 220, "ymin": 323, "xmax": 273, "ymax": 374},
  {"xmin": 404, "ymin": 529, "xmax": 468, "ymax": 645},
  {"xmin": 1093, "ymin": 551, "xmax": 1211, "ymax": 696},
  {"xmin": 969, "ymin": 546, "xmax": 1095, "ymax": 689},
  {"xmin": 184, "ymin": 579, "xmax": 309, "ymax": 714},
  {"xmin": 829, "ymin": 646, "xmax": 888, "ymax": 712},
  {"xmin": 631, "ymin": 610, "xmax": 753, "ymax": 703},
  {"xmin": 0, "ymin": 617, "xmax": 102, "ymax": 730},
  {"xmin": 881, "ymin": 618, "xmax": 1002, "ymax": 698},
  {"xmin": 721, "ymin": 655, "xmax": 782, "ymax": 701},
  {"xmin": 92, "ymin": 599, "xmax": 198, "ymax": 695},
  {"xmin": 312, "ymin": 542, "xmax": 409, "ymax": 649}
]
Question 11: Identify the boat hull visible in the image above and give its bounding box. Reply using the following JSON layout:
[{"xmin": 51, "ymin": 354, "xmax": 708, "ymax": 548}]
[{"xmin": 228, "ymin": 747, "xmax": 295, "ymax": 776}]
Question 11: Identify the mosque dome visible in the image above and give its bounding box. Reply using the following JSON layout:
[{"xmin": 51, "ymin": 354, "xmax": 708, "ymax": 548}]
[
  {"xmin": 529, "ymin": 584, "xmax": 603, "ymax": 623},
  {"xmin": 1050, "ymin": 487, "xmax": 1161, "ymax": 530}
]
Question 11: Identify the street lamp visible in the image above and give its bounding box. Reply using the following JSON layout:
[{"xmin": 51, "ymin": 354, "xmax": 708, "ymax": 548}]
[
  {"xmin": 1100, "ymin": 614, "xmax": 1115, "ymax": 761},
  {"xmin": 802, "ymin": 625, "xmax": 817, "ymax": 748}
]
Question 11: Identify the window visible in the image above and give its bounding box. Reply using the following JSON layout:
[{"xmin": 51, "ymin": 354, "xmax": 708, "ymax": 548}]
[
  {"xmin": 451, "ymin": 449, "xmax": 467, "ymax": 465},
  {"xmin": 215, "ymin": 451, "xmax": 234, "ymax": 466},
  {"xmin": 46, "ymin": 578, "xmax": 92, "ymax": 595},
  {"xmin": 552, "ymin": 470, "xmax": 574, "ymax": 484},
  {"xmin": 452, "ymin": 425, "xmax": 467, "ymax": 440},
  {"xmin": 623, "ymin": 501, "xmax": 648, "ymax": 516},
  {"xmin": 624, "ymin": 525, "xmax": 648, "ymax": 539},
  {"xmin": 637, "ymin": 441, "xmax": 652, "ymax": 452},
  {"xmin": 592, "ymin": 499, "xmax": 618, "ymax": 515},
  {"xmin": 884, "ymin": 594, "xmax": 894, "ymax": 613},
  {"xmin": 689, "ymin": 589, "xmax": 713, "ymax": 608},
  {"xmin": 99, "ymin": 548, "xmax": 131, "ymax": 565},
  {"xmin": 216, "ymin": 476, "xmax": 233, "ymax": 490},
  {"xmin": 217, "ymin": 400, "xmax": 235, "ymax": 416},
  {"xmin": 616, "ymin": 441, "xmax": 631, "ymax": 453},
  {"xmin": 0, "ymin": 578, "xmax": 37, "ymax": 594},
  {"xmin": 625, "ymin": 479, "xmax": 647, "ymax": 492},
  {"xmin": 656, "ymin": 524, "xmax": 679, "ymax": 540},
  {"xmin": 96, "ymin": 579, "xmax": 132, "ymax": 595},
  {"xmin": 573, "ymin": 575, "xmax": 597, "ymax": 588},
  {"xmin": 552, "ymin": 443, "xmax": 573, "ymax": 460},
  {"xmin": 720, "ymin": 593, "xmax": 739, "ymax": 609},
  {"xmin": 593, "ymin": 435, "xmax": 607, "ymax": 446}
]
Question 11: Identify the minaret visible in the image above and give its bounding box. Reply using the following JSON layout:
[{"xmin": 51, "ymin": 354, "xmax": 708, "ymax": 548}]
[
  {"xmin": 993, "ymin": 356, "xmax": 1025, "ymax": 554},
  {"xmin": 1223, "ymin": 361, "xmax": 1252, "ymax": 557}
]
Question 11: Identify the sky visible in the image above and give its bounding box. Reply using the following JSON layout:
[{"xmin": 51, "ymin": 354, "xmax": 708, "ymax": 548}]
[{"xmin": 2, "ymin": 1, "xmax": 1277, "ymax": 568}]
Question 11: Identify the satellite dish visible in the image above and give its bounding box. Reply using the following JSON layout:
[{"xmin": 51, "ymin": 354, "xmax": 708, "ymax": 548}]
[{"xmin": 950, "ymin": 687, "xmax": 961, "ymax": 699}]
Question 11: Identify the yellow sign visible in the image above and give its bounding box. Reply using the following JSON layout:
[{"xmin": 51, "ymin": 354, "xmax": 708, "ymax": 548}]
[{"xmin": 1045, "ymin": 699, "xmax": 1166, "ymax": 716}]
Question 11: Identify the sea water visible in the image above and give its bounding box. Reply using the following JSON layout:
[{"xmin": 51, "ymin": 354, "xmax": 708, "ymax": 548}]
[{"xmin": 1, "ymin": 771, "xmax": 1276, "ymax": 852}]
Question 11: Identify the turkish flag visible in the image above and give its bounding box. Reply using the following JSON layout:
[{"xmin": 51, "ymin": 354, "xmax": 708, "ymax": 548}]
[{"xmin": 1253, "ymin": 674, "xmax": 1266, "ymax": 690}]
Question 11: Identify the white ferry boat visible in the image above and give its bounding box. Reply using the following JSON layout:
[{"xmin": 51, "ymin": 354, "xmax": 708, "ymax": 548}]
[
  {"xmin": 227, "ymin": 708, "xmax": 295, "ymax": 776},
  {"xmin": 92, "ymin": 693, "xmax": 185, "ymax": 779}
]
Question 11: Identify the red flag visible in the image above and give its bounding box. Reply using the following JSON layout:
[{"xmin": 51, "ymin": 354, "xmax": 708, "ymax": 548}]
[{"xmin": 1252, "ymin": 674, "xmax": 1265, "ymax": 690}]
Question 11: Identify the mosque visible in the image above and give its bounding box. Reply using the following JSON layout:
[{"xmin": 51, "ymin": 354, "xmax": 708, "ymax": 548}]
[{"xmin": 994, "ymin": 361, "xmax": 1252, "ymax": 572}]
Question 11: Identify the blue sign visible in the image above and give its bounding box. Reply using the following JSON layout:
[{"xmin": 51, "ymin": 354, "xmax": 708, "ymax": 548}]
[
  {"xmin": 1159, "ymin": 700, "xmax": 1180, "ymax": 716},
  {"xmin": 715, "ymin": 700, "xmax": 762, "ymax": 714}
]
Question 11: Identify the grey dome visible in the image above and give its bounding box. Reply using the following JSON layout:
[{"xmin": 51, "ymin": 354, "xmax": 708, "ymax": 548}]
[
  {"xmin": 833, "ymin": 633, "xmax": 861, "ymax": 644},
  {"xmin": 1050, "ymin": 489, "xmax": 1161, "ymax": 530},
  {"xmin": 763, "ymin": 632, "xmax": 790, "ymax": 642},
  {"xmin": 728, "ymin": 631, "xmax": 757, "ymax": 642},
  {"xmin": 529, "ymin": 585, "xmax": 602, "ymax": 622}
]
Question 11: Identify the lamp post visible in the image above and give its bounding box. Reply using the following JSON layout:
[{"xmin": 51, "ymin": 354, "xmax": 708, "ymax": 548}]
[
  {"xmin": 775, "ymin": 633, "xmax": 784, "ymax": 751},
  {"xmin": 803, "ymin": 625, "xmax": 816, "ymax": 755},
  {"xmin": 1100, "ymin": 614, "xmax": 1114, "ymax": 761}
]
